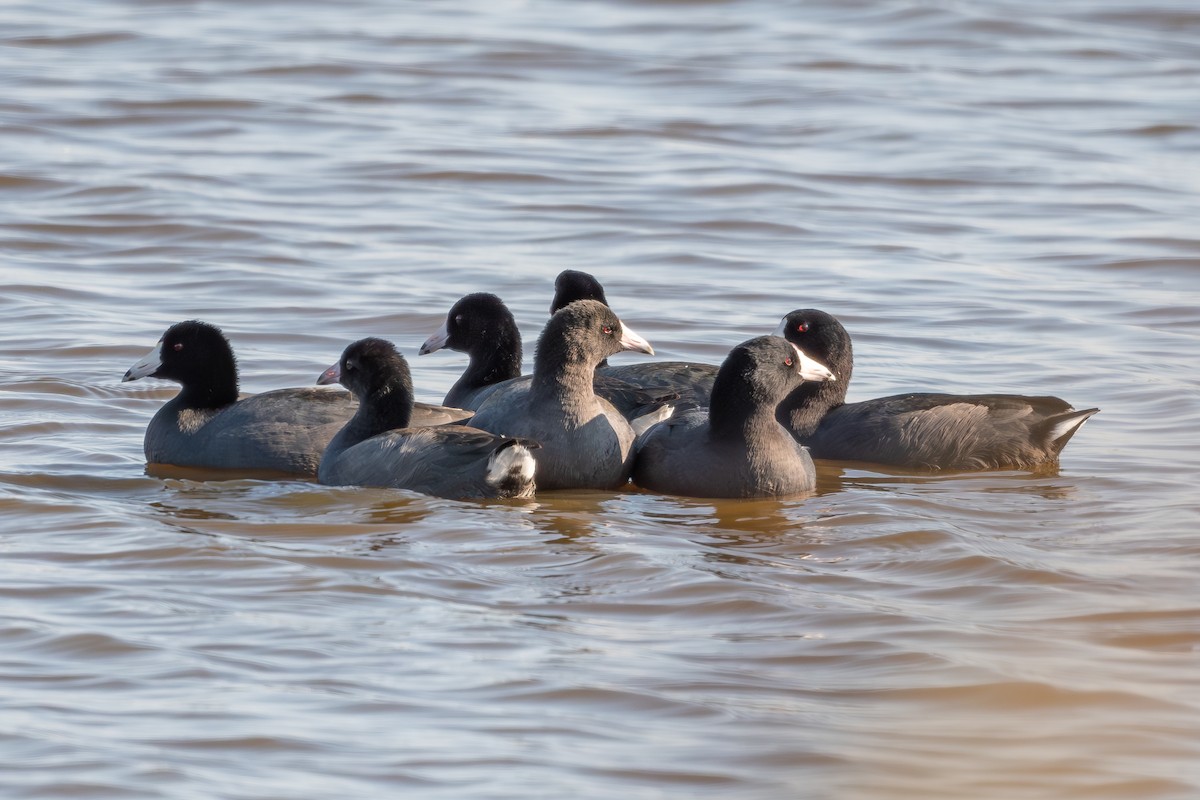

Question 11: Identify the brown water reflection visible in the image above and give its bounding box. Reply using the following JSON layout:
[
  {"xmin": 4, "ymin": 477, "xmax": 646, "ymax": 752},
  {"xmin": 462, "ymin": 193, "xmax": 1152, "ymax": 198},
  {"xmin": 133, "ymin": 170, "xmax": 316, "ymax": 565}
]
[{"xmin": 1, "ymin": 0, "xmax": 1198, "ymax": 798}]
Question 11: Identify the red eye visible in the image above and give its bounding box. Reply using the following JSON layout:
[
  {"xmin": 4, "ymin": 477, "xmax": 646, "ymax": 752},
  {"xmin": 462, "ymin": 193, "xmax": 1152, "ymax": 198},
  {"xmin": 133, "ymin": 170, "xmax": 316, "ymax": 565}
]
[
  {"xmin": 784, "ymin": 356, "xmax": 794, "ymax": 366},
  {"xmin": 795, "ymin": 322, "xmax": 809, "ymax": 333},
  {"xmin": 173, "ymin": 343, "xmax": 184, "ymax": 351},
  {"xmin": 602, "ymin": 325, "xmax": 613, "ymax": 335}
]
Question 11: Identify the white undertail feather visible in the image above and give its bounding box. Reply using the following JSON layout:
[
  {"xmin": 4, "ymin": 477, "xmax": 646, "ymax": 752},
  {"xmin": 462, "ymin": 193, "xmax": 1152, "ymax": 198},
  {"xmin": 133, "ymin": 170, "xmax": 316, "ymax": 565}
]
[
  {"xmin": 486, "ymin": 443, "xmax": 537, "ymax": 493},
  {"xmin": 630, "ymin": 404, "xmax": 674, "ymax": 437},
  {"xmin": 1048, "ymin": 408, "xmax": 1099, "ymax": 446}
]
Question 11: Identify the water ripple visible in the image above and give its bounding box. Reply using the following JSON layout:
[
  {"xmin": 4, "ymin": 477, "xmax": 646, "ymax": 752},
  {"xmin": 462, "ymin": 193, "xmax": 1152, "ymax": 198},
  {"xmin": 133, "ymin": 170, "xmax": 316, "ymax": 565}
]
[{"xmin": 0, "ymin": 0, "xmax": 1197, "ymax": 798}]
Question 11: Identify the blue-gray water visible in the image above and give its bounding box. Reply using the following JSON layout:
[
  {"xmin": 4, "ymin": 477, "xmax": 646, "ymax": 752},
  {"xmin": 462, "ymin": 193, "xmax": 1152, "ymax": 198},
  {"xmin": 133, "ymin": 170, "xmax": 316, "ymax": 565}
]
[{"xmin": 2, "ymin": 1, "xmax": 1198, "ymax": 798}]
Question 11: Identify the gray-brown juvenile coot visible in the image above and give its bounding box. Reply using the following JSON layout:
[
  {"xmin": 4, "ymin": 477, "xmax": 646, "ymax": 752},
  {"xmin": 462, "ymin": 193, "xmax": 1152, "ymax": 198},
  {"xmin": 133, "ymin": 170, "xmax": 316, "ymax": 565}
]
[
  {"xmin": 419, "ymin": 291, "xmax": 675, "ymax": 428},
  {"xmin": 316, "ymin": 338, "xmax": 537, "ymax": 499},
  {"xmin": 633, "ymin": 336, "xmax": 836, "ymax": 498},
  {"xmin": 467, "ymin": 299, "xmax": 655, "ymax": 491},
  {"xmin": 550, "ymin": 269, "xmax": 716, "ymax": 410},
  {"xmin": 773, "ymin": 309, "xmax": 1100, "ymax": 471},
  {"xmin": 122, "ymin": 320, "xmax": 472, "ymax": 476}
]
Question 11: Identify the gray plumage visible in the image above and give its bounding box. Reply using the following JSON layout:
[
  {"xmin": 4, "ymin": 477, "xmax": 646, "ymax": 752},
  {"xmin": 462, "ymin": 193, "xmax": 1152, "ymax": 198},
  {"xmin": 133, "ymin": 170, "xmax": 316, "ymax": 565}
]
[
  {"xmin": 123, "ymin": 320, "xmax": 471, "ymax": 477},
  {"xmin": 596, "ymin": 361, "xmax": 715, "ymax": 413},
  {"xmin": 633, "ymin": 336, "xmax": 835, "ymax": 498},
  {"xmin": 550, "ymin": 269, "xmax": 716, "ymax": 411},
  {"xmin": 468, "ymin": 299, "xmax": 655, "ymax": 491},
  {"xmin": 774, "ymin": 309, "xmax": 1100, "ymax": 471},
  {"xmin": 317, "ymin": 338, "xmax": 537, "ymax": 499},
  {"xmin": 420, "ymin": 291, "xmax": 676, "ymax": 422}
]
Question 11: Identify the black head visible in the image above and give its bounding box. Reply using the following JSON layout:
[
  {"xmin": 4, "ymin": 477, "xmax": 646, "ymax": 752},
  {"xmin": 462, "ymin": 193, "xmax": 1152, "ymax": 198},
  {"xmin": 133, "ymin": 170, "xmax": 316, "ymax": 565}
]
[
  {"xmin": 419, "ymin": 292, "xmax": 519, "ymax": 357},
  {"xmin": 318, "ymin": 338, "xmax": 415, "ymax": 440},
  {"xmin": 122, "ymin": 320, "xmax": 239, "ymax": 407},
  {"xmin": 322, "ymin": 337, "xmax": 413, "ymax": 404},
  {"xmin": 535, "ymin": 299, "xmax": 653, "ymax": 374},
  {"xmin": 710, "ymin": 335, "xmax": 835, "ymax": 434},
  {"xmin": 773, "ymin": 309, "xmax": 853, "ymax": 385},
  {"xmin": 550, "ymin": 270, "xmax": 609, "ymax": 315}
]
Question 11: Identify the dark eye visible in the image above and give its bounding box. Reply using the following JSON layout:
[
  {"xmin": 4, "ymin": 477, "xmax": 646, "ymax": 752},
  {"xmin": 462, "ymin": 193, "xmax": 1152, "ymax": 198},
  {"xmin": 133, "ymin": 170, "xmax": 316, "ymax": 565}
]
[
  {"xmin": 784, "ymin": 356, "xmax": 794, "ymax": 367},
  {"xmin": 454, "ymin": 314, "xmax": 463, "ymax": 325},
  {"xmin": 601, "ymin": 325, "xmax": 614, "ymax": 335},
  {"xmin": 173, "ymin": 342, "xmax": 184, "ymax": 351},
  {"xmin": 795, "ymin": 322, "xmax": 809, "ymax": 333}
]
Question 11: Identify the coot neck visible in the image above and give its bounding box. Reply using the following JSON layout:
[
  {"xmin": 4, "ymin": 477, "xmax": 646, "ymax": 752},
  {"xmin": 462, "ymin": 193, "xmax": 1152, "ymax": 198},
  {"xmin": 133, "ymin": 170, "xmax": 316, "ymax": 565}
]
[
  {"xmin": 177, "ymin": 363, "xmax": 239, "ymax": 410},
  {"xmin": 777, "ymin": 378, "xmax": 847, "ymax": 438},
  {"xmin": 710, "ymin": 396, "xmax": 785, "ymax": 443},
  {"xmin": 531, "ymin": 343, "xmax": 599, "ymax": 409},
  {"xmin": 449, "ymin": 323, "xmax": 522, "ymax": 404},
  {"xmin": 707, "ymin": 364, "xmax": 785, "ymax": 443},
  {"xmin": 337, "ymin": 377, "xmax": 413, "ymax": 451}
]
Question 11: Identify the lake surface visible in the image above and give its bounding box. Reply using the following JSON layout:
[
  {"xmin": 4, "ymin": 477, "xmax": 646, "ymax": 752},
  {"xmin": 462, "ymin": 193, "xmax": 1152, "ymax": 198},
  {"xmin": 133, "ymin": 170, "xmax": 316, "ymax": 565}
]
[{"xmin": 2, "ymin": 1, "xmax": 1198, "ymax": 797}]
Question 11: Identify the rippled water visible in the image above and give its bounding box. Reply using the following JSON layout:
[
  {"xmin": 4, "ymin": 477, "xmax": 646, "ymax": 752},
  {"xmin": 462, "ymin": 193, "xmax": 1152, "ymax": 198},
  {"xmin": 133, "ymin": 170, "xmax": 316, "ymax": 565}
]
[{"xmin": 2, "ymin": 1, "xmax": 1199, "ymax": 797}]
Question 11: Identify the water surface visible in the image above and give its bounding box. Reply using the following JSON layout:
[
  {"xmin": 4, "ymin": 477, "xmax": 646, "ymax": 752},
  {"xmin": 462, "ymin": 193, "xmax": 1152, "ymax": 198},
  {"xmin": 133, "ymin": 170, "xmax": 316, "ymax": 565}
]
[{"xmin": 2, "ymin": 1, "xmax": 1198, "ymax": 798}]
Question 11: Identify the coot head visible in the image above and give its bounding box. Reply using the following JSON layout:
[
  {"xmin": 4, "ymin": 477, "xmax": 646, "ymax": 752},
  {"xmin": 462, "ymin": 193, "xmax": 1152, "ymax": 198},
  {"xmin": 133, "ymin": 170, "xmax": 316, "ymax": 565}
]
[
  {"xmin": 550, "ymin": 269, "xmax": 609, "ymax": 315},
  {"xmin": 537, "ymin": 299, "xmax": 653, "ymax": 371},
  {"xmin": 718, "ymin": 335, "xmax": 834, "ymax": 400},
  {"xmin": 419, "ymin": 292, "xmax": 517, "ymax": 356},
  {"xmin": 709, "ymin": 335, "xmax": 834, "ymax": 434},
  {"xmin": 319, "ymin": 337, "xmax": 413, "ymax": 405},
  {"xmin": 773, "ymin": 309, "xmax": 853, "ymax": 385},
  {"xmin": 122, "ymin": 320, "xmax": 239, "ymax": 408}
]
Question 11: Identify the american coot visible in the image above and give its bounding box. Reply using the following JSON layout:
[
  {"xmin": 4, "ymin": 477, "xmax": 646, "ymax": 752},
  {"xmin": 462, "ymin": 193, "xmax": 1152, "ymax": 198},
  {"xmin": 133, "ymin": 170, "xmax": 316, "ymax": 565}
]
[
  {"xmin": 418, "ymin": 292, "xmax": 523, "ymax": 410},
  {"xmin": 419, "ymin": 292, "xmax": 676, "ymax": 429},
  {"xmin": 122, "ymin": 320, "xmax": 472, "ymax": 476},
  {"xmin": 550, "ymin": 269, "xmax": 716, "ymax": 410},
  {"xmin": 633, "ymin": 336, "xmax": 836, "ymax": 498},
  {"xmin": 550, "ymin": 269, "xmax": 610, "ymax": 315},
  {"xmin": 468, "ymin": 299, "xmax": 655, "ymax": 491},
  {"xmin": 773, "ymin": 309, "xmax": 1100, "ymax": 471},
  {"xmin": 316, "ymin": 338, "xmax": 537, "ymax": 499},
  {"xmin": 551, "ymin": 269, "xmax": 612, "ymax": 366}
]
